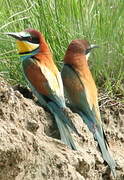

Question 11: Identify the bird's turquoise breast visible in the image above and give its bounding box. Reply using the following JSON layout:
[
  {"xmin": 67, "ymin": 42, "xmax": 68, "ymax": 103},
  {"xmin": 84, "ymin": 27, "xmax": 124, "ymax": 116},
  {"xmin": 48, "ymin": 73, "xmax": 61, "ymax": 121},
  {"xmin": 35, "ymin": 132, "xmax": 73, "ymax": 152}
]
[{"xmin": 20, "ymin": 48, "xmax": 39, "ymax": 61}]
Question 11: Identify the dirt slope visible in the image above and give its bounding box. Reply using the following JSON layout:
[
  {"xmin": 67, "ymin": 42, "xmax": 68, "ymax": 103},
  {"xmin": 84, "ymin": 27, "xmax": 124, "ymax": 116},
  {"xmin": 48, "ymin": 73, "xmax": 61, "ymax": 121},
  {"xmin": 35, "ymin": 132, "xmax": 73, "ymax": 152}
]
[{"xmin": 0, "ymin": 77, "xmax": 124, "ymax": 180}]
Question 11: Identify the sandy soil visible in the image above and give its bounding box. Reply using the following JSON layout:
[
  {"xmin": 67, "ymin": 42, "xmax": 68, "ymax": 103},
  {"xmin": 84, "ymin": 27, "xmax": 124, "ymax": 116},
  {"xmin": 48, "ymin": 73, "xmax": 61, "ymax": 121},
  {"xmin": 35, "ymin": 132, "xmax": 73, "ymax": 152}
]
[{"xmin": 0, "ymin": 77, "xmax": 124, "ymax": 180}]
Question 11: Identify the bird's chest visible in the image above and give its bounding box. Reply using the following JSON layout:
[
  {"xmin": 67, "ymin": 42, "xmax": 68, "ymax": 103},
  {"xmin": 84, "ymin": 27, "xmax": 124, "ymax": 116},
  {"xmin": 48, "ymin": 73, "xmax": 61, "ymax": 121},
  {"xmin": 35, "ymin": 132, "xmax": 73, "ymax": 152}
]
[{"xmin": 77, "ymin": 68, "xmax": 98, "ymax": 105}]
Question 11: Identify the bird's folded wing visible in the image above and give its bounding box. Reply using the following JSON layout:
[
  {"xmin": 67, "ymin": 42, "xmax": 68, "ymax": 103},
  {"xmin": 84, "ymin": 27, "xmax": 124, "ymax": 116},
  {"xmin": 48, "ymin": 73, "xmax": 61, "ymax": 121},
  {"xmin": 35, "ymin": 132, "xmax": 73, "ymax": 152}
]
[
  {"xmin": 62, "ymin": 64, "xmax": 101, "ymax": 126},
  {"xmin": 22, "ymin": 58, "xmax": 65, "ymax": 107}
]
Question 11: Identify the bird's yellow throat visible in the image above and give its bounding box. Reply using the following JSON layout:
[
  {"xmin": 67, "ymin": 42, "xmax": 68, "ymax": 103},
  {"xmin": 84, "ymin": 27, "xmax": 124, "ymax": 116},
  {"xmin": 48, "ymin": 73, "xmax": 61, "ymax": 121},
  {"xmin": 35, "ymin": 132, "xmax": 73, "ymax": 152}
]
[{"xmin": 16, "ymin": 40, "xmax": 39, "ymax": 54}]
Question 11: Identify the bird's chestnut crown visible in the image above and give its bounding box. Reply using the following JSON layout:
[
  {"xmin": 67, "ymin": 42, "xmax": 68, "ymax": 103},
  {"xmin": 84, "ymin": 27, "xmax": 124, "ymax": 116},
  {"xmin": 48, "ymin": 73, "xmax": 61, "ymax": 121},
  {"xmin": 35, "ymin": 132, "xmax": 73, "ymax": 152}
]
[
  {"xmin": 23, "ymin": 29, "xmax": 40, "ymax": 44},
  {"xmin": 67, "ymin": 40, "xmax": 98, "ymax": 55}
]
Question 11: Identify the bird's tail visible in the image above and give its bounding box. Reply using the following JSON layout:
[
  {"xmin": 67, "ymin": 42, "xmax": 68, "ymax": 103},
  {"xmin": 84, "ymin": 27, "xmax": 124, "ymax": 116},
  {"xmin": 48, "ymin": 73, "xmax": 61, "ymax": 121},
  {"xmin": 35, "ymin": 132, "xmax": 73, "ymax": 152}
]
[
  {"xmin": 94, "ymin": 130, "xmax": 116, "ymax": 177},
  {"xmin": 47, "ymin": 102, "xmax": 79, "ymax": 150},
  {"xmin": 79, "ymin": 112, "xmax": 116, "ymax": 177}
]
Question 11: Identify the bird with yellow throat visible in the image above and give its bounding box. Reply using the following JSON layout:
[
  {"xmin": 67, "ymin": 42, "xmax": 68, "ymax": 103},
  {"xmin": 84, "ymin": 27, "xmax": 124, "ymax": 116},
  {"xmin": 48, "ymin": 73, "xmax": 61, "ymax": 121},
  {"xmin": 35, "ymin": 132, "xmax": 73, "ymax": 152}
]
[{"xmin": 6, "ymin": 29, "xmax": 81, "ymax": 150}]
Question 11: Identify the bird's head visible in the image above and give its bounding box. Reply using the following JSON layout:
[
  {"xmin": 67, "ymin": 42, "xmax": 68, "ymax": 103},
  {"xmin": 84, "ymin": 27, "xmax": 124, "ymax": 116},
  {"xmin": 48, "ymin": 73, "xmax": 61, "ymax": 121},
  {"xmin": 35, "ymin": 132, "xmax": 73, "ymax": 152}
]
[
  {"xmin": 65, "ymin": 39, "xmax": 99, "ymax": 61},
  {"xmin": 5, "ymin": 29, "xmax": 48, "ymax": 60}
]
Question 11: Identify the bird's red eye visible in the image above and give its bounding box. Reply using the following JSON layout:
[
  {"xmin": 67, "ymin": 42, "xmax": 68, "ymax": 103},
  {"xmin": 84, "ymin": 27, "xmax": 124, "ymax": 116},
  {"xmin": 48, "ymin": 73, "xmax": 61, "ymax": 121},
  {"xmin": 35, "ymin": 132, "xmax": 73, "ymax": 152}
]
[{"xmin": 28, "ymin": 37, "xmax": 32, "ymax": 41}]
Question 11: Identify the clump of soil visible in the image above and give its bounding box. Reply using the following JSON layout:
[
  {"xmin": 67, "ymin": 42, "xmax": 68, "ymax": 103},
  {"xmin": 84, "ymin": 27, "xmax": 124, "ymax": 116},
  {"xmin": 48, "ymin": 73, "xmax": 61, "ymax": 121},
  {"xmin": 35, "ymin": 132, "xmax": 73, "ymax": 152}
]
[{"xmin": 0, "ymin": 77, "xmax": 124, "ymax": 180}]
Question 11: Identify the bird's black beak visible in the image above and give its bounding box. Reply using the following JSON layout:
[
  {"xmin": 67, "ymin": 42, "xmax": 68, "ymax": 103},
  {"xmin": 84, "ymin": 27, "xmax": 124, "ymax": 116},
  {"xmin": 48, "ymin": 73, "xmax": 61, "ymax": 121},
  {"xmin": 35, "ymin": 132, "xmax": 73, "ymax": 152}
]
[
  {"xmin": 90, "ymin": 44, "xmax": 99, "ymax": 49},
  {"xmin": 4, "ymin": 31, "xmax": 31, "ymax": 41},
  {"xmin": 85, "ymin": 44, "xmax": 99, "ymax": 55}
]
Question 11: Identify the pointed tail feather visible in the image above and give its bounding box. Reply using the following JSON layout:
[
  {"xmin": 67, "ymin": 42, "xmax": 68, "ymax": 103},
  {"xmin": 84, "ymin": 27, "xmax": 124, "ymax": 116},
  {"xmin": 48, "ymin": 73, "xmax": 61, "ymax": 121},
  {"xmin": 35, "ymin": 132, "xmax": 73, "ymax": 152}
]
[
  {"xmin": 95, "ymin": 130, "xmax": 116, "ymax": 177},
  {"xmin": 48, "ymin": 102, "xmax": 81, "ymax": 136},
  {"xmin": 78, "ymin": 111, "xmax": 116, "ymax": 177},
  {"xmin": 27, "ymin": 83, "xmax": 78, "ymax": 150},
  {"xmin": 54, "ymin": 113, "xmax": 77, "ymax": 150},
  {"xmin": 48, "ymin": 102, "xmax": 78, "ymax": 150}
]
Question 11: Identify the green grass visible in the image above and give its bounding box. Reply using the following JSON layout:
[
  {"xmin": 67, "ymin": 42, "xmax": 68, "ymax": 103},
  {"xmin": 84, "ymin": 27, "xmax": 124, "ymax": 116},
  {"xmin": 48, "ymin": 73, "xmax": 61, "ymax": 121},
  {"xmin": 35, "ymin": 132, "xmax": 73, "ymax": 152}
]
[{"xmin": 0, "ymin": 0, "xmax": 124, "ymax": 96}]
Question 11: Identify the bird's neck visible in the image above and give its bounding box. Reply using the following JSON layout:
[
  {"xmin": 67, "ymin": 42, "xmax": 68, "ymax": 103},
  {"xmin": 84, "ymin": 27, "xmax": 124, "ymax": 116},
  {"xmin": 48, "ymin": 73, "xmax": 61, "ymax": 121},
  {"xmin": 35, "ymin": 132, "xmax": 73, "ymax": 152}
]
[
  {"xmin": 40, "ymin": 37, "xmax": 51, "ymax": 54},
  {"xmin": 64, "ymin": 53, "xmax": 89, "ymax": 71},
  {"xmin": 35, "ymin": 38, "xmax": 53, "ymax": 61},
  {"xmin": 33, "ymin": 39, "xmax": 58, "ymax": 73},
  {"xmin": 65, "ymin": 54, "xmax": 97, "ymax": 94}
]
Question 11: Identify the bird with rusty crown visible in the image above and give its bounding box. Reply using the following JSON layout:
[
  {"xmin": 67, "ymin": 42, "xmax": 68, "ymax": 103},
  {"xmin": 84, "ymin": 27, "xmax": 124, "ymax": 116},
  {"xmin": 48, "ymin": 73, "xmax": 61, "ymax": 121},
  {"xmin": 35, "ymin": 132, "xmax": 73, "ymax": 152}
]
[
  {"xmin": 61, "ymin": 39, "xmax": 116, "ymax": 176},
  {"xmin": 6, "ymin": 29, "xmax": 81, "ymax": 150}
]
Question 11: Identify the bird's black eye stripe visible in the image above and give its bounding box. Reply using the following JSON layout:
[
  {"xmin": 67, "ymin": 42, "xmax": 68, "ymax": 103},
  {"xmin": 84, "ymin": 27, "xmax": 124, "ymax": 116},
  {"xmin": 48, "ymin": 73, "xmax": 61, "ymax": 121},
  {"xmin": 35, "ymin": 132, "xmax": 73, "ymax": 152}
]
[
  {"xmin": 22, "ymin": 36, "xmax": 40, "ymax": 44},
  {"xmin": 30, "ymin": 37, "xmax": 40, "ymax": 44},
  {"xmin": 85, "ymin": 48, "xmax": 91, "ymax": 55}
]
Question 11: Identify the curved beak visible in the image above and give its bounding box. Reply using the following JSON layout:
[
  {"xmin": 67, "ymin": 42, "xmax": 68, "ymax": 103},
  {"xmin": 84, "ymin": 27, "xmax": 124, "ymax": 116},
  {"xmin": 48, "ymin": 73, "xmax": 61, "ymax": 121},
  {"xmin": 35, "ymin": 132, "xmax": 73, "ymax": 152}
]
[
  {"xmin": 90, "ymin": 44, "xmax": 99, "ymax": 49},
  {"xmin": 4, "ymin": 31, "xmax": 31, "ymax": 41}
]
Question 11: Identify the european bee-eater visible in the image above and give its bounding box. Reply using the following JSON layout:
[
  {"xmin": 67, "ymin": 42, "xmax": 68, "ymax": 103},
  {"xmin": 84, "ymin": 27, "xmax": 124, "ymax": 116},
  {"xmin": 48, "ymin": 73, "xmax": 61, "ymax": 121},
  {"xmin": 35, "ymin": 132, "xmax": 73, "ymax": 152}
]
[
  {"xmin": 61, "ymin": 40, "xmax": 116, "ymax": 176},
  {"xmin": 6, "ymin": 29, "xmax": 80, "ymax": 150}
]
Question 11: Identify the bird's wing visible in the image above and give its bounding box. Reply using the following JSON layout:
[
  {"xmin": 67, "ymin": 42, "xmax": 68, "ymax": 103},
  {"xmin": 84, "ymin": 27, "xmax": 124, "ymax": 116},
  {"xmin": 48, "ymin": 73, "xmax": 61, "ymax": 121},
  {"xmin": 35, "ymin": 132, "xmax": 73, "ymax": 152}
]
[
  {"xmin": 22, "ymin": 58, "xmax": 65, "ymax": 107},
  {"xmin": 37, "ymin": 60, "xmax": 65, "ymax": 106},
  {"xmin": 61, "ymin": 64, "xmax": 102, "ymax": 131}
]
